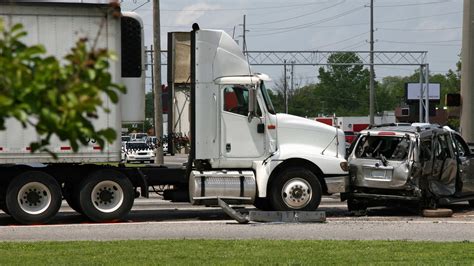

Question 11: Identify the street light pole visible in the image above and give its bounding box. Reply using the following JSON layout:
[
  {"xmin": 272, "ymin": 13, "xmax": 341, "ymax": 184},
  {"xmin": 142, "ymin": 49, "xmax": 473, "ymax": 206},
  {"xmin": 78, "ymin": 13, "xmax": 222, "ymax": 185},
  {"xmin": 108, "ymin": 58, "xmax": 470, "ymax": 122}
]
[{"xmin": 369, "ymin": 0, "xmax": 375, "ymax": 125}]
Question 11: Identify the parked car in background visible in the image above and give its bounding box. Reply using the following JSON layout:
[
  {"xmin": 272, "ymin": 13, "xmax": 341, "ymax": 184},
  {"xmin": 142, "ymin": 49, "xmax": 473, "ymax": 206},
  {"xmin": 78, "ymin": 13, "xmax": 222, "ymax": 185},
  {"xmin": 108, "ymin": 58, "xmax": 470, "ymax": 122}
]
[
  {"xmin": 342, "ymin": 124, "xmax": 474, "ymax": 214},
  {"xmin": 122, "ymin": 141, "xmax": 155, "ymax": 164},
  {"xmin": 121, "ymin": 135, "xmax": 131, "ymax": 143},
  {"xmin": 130, "ymin": 133, "xmax": 148, "ymax": 141},
  {"xmin": 147, "ymin": 136, "xmax": 168, "ymax": 155}
]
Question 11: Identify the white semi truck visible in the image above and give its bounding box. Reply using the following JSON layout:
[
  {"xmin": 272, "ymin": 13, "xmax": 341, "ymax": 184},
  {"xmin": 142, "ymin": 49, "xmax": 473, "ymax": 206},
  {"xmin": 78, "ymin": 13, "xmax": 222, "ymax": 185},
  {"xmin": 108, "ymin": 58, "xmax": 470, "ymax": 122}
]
[{"xmin": 0, "ymin": 0, "xmax": 349, "ymax": 224}]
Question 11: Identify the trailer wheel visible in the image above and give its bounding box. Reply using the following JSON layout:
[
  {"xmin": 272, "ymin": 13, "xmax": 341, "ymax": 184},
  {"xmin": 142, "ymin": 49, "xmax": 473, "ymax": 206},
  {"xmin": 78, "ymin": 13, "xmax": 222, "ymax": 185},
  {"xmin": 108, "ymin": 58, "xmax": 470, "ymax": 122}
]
[
  {"xmin": 269, "ymin": 167, "xmax": 322, "ymax": 211},
  {"xmin": 5, "ymin": 171, "xmax": 62, "ymax": 224},
  {"xmin": 78, "ymin": 169, "xmax": 134, "ymax": 222}
]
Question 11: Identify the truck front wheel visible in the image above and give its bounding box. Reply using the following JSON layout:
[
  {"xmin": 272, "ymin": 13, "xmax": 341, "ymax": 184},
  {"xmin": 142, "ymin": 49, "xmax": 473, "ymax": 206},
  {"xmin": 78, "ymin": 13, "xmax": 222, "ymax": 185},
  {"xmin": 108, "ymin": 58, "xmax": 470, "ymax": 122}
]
[
  {"xmin": 78, "ymin": 169, "xmax": 134, "ymax": 222},
  {"xmin": 269, "ymin": 168, "xmax": 322, "ymax": 211},
  {"xmin": 5, "ymin": 171, "xmax": 62, "ymax": 224}
]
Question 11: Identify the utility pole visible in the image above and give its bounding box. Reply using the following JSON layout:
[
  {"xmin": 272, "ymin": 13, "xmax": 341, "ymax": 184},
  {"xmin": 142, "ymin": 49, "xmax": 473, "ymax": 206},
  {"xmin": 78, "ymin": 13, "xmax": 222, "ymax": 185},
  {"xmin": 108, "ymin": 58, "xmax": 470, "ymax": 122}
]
[
  {"xmin": 461, "ymin": 0, "xmax": 474, "ymax": 143},
  {"xmin": 242, "ymin": 15, "xmax": 247, "ymax": 53},
  {"xmin": 284, "ymin": 60, "xmax": 288, "ymax": 113},
  {"xmin": 153, "ymin": 0, "xmax": 164, "ymax": 165},
  {"xmin": 369, "ymin": 0, "xmax": 375, "ymax": 125},
  {"xmin": 149, "ymin": 45, "xmax": 155, "ymax": 124},
  {"xmin": 291, "ymin": 61, "xmax": 294, "ymax": 94}
]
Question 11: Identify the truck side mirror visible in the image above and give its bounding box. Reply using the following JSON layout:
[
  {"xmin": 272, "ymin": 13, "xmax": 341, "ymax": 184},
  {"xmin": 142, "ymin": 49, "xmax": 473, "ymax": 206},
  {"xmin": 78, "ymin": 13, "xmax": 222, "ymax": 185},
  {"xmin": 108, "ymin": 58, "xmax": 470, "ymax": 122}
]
[{"xmin": 248, "ymin": 85, "xmax": 258, "ymax": 122}]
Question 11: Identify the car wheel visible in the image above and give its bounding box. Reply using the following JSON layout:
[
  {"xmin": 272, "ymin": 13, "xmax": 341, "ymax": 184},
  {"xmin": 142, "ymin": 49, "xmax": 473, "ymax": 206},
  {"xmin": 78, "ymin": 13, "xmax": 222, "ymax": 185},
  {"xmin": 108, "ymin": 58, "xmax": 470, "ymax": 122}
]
[
  {"xmin": 422, "ymin": 208, "xmax": 453, "ymax": 217},
  {"xmin": 469, "ymin": 200, "xmax": 474, "ymax": 207},
  {"xmin": 269, "ymin": 167, "xmax": 322, "ymax": 211},
  {"xmin": 5, "ymin": 171, "xmax": 62, "ymax": 224},
  {"xmin": 78, "ymin": 169, "xmax": 134, "ymax": 222}
]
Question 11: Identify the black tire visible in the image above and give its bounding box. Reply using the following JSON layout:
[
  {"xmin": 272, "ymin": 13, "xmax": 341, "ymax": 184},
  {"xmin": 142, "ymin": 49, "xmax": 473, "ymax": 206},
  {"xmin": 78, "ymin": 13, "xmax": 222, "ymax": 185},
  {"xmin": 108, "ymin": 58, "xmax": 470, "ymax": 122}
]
[
  {"xmin": 469, "ymin": 200, "xmax": 474, "ymax": 207},
  {"xmin": 5, "ymin": 171, "xmax": 62, "ymax": 225},
  {"xmin": 269, "ymin": 167, "xmax": 322, "ymax": 211},
  {"xmin": 78, "ymin": 169, "xmax": 134, "ymax": 222}
]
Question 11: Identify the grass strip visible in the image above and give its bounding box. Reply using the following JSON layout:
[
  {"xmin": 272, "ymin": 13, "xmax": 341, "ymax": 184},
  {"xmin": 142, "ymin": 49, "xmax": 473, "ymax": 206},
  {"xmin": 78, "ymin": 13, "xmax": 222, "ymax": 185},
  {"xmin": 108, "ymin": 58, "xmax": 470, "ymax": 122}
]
[{"xmin": 0, "ymin": 239, "xmax": 473, "ymax": 265}]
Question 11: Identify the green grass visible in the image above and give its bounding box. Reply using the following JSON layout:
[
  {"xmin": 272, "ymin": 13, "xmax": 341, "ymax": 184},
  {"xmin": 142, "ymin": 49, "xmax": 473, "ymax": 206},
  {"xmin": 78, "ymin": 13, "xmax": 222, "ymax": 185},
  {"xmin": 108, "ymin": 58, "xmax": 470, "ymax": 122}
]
[{"xmin": 0, "ymin": 240, "xmax": 473, "ymax": 265}]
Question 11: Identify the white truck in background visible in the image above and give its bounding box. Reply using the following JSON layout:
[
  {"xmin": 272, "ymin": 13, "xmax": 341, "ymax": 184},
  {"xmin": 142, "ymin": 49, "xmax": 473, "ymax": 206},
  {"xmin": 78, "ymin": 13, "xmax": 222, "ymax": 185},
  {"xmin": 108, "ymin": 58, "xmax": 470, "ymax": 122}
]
[{"xmin": 0, "ymin": 0, "xmax": 348, "ymax": 225}]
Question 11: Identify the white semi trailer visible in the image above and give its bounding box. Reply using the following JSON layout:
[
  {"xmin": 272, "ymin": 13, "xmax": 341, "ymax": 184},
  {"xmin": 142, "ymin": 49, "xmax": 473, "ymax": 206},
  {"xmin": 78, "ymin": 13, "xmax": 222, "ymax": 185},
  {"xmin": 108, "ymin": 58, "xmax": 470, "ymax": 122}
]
[{"xmin": 0, "ymin": 1, "xmax": 349, "ymax": 225}]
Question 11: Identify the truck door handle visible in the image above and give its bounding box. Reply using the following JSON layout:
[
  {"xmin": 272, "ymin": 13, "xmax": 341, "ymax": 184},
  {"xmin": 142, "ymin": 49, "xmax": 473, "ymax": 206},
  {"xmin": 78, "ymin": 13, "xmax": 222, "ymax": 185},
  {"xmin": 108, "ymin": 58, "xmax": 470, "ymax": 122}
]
[{"xmin": 226, "ymin": 143, "xmax": 231, "ymax": 152}]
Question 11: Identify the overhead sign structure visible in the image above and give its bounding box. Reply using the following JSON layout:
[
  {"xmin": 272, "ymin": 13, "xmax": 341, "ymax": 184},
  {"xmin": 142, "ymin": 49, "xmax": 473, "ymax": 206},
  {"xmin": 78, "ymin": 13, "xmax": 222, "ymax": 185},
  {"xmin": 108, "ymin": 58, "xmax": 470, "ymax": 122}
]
[{"xmin": 405, "ymin": 83, "xmax": 441, "ymax": 103}]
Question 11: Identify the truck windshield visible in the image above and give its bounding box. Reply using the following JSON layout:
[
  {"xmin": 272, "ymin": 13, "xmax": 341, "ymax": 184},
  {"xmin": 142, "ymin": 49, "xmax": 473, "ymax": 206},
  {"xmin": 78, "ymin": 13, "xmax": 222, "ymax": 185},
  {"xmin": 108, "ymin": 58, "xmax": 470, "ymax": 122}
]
[{"xmin": 260, "ymin": 81, "xmax": 276, "ymax": 115}]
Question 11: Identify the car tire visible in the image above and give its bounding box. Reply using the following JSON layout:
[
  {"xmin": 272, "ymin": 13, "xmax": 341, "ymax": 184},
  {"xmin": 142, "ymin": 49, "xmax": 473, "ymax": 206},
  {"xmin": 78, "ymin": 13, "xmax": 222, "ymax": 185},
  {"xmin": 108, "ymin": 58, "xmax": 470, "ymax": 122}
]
[
  {"xmin": 5, "ymin": 171, "xmax": 62, "ymax": 224},
  {"xmin": 78, "ymin": 169, "xmax": 134, "ymax": 222},
  {"xmin": 269, "ymin": 167, "xmax": 322, "ymax": 211},
  {"xmin": 422, "ymin": 208, "xmax": 453, "ymax": 217}
]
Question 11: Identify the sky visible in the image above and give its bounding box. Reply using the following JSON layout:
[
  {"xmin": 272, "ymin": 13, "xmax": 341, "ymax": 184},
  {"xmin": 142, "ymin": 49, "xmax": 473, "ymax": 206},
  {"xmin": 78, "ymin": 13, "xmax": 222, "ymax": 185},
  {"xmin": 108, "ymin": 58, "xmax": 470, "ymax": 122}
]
[{"xmin": 119, "ymin": 0, "xmax": 463, "ymax": 91}]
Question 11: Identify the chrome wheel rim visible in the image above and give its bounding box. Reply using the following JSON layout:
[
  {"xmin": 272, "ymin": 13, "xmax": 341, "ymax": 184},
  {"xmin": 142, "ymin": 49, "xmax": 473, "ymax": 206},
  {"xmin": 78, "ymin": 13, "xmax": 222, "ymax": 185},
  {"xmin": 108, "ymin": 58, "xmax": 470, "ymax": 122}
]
[
  {"xmin": 281, "ymin": 178, "xmax": 312, "ymax": 209},
  {"xmin": 91, "ymin": 181, "xmax": 124, "ymax": 213},
  {"xmin": 17, "ymin": 182, "xmax": 52, "ymax": 215}
]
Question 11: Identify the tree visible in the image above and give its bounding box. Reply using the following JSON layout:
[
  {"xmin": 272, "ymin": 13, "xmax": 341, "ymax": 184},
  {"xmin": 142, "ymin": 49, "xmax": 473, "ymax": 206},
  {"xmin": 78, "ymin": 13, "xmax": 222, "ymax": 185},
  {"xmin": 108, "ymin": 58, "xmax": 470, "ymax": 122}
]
[
  {"xmin": 145, "ymin": 91, "xmax": 154, "ymax": 119},
  {"xmin": 316, "ymin": 52, "xmax": 371, "ymax": 116},
  {"xmin": 288, "ymin": 84, "xmax": 320, "ymax": 117},
  {"xmin": 0, "ymin": 17, "xmax": 124, "ymax": 154}
]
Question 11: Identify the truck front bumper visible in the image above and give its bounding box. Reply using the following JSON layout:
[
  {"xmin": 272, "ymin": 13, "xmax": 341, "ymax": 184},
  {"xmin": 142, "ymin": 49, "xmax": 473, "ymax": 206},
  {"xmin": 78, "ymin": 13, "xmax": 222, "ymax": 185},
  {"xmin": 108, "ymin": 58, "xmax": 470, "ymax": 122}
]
[{"xmin": 325, "ymin": 175, "xmax": 349, "ymax": 194}]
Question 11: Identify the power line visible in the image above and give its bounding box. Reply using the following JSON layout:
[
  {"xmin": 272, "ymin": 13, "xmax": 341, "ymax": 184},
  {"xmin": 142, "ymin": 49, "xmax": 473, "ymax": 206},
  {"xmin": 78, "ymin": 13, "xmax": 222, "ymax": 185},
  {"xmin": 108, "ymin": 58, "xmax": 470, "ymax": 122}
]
[
  {"xmin": 158, "ymin": 1, "xmax": 333, "ymax": 12},
  {"xmin": 248, "ymin": 6, "xmax": 366, "ymax": 37},
  {"xmin": 247, "ymin": 0, "xmax": 346, "ymax": 26},
  {"xmin": 250, "ymin": 10, "xmax": 461, "ymax": 31},
  {"xmin": 378, "ymin": 26, "xmax": 461, "ymax": 31},
  {"xmin": 338, "ymin": 41, "xmax": 368, "ymax": 51},
  {"xmin": 374, "ymin": 0, "xmax": 452, "ymax": 7},
  {"xmin": 312, "ymin": 31, "xmax": 370, "ymax": 49}
]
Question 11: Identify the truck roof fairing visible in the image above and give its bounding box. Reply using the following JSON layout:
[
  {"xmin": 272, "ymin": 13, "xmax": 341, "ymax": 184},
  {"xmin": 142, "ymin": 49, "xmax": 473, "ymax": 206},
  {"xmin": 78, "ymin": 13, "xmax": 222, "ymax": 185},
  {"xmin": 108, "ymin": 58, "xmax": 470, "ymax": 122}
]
[{"xmin": 195, "ymin": 29, "xmax": 251, "ymax": 82}]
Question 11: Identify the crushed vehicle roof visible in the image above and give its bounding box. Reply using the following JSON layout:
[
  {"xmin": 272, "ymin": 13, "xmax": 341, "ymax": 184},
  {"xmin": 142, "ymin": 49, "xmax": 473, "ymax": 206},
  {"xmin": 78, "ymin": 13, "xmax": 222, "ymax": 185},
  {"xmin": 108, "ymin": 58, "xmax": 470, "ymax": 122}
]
[{"xmin": 360, "ymin": 124, "xmax": 446, "ymax": 136}]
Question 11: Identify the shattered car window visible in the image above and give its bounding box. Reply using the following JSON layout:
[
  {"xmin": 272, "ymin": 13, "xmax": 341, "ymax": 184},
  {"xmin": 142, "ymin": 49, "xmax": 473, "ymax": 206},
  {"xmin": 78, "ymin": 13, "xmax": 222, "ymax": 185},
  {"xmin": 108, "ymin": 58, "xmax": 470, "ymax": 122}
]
[
  {"xmin": 434, "ymin": 134, "xmax": 452, "ymax": 159},
  {"xmin": 420, "ymin": 139, "xmax": 432, "ymax": 162},
  {"xmin": 354, "ymin": 135, "xmax": 410, "ymax": 161}
]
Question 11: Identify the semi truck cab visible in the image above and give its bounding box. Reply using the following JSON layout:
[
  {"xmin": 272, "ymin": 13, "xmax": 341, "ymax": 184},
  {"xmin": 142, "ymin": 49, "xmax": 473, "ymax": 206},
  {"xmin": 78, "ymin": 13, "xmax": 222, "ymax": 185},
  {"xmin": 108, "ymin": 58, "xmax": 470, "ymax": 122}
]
[{"xmin": 173, "ymin": 29, "xmax": 349, "ymax": 210}]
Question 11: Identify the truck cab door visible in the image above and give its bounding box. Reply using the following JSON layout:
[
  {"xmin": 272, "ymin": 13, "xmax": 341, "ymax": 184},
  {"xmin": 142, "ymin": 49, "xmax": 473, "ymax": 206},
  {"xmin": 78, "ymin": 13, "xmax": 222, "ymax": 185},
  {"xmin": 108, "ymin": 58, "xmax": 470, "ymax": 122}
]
[{"xmin": 221, "ymin": 85, "xmax": 265, "ymax": 159}]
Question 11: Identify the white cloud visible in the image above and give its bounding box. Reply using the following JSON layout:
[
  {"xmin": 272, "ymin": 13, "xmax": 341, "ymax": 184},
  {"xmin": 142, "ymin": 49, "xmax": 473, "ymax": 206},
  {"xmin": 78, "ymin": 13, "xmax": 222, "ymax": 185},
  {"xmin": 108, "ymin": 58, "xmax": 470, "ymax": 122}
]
[{"xmin": 174, "ymin": 3, "xmax": 221, "ymax": 26}]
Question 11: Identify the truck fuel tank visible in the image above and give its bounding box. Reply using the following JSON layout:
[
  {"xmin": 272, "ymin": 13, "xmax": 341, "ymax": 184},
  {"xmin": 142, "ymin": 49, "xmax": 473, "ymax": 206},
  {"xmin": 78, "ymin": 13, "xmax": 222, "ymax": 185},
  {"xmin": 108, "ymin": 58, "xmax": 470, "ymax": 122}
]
[{"xmin": 189, "ymin": 170, "xmax": 256, "ymax": 205}]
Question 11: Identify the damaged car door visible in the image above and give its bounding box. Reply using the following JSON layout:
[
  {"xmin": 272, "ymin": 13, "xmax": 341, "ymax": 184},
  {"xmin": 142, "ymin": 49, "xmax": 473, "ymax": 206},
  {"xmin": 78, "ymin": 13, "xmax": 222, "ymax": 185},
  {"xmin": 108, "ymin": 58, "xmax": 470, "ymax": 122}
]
[
  {"xmin": 452, "ymin": 133, "xmax": 474, "ymax": 194},
  {"xmin": 427, "ymin": 132, "xmax": 458, "ymax": 197}
]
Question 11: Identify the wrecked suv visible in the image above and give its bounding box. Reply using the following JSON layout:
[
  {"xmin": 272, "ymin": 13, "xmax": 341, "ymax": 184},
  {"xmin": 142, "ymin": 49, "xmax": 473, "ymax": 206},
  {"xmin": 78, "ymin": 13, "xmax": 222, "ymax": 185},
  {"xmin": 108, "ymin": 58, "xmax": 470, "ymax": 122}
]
[{"xmin": 341, "ymin": 124, "xmax": 474, "ymax": 213}]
